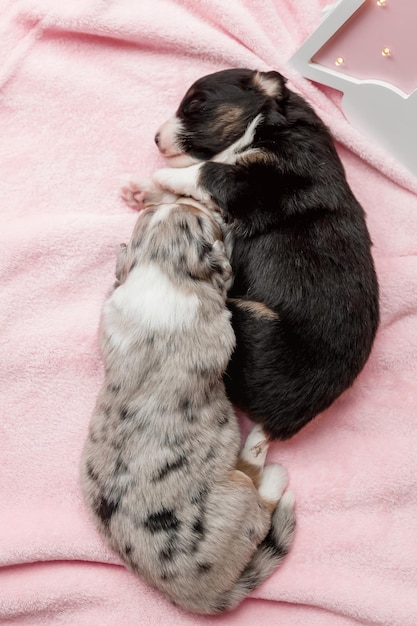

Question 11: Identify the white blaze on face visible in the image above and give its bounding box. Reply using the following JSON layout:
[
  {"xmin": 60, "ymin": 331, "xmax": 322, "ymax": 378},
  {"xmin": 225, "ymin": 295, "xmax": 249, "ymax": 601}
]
[
  {"xmin": 156, "ymin": 116, "xmax": 200, "ymax": 168},
  {"xmin": 156, "ymin": 108, "xmax": 263, "ymax": 169},
  {"xmin": 156, "ymin": 116, "xmax": 181, "ymax": 157}
]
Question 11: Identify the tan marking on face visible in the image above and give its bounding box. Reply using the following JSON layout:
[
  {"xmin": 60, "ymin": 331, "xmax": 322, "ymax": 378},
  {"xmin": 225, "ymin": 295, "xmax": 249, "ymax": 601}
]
[
  {"xmin": 228, "ymin": 298, "xmax": 279, "ymax": 321},
  {"xmin": 212, "ymin": 104, "xmax": 246, "ymax": 140}
]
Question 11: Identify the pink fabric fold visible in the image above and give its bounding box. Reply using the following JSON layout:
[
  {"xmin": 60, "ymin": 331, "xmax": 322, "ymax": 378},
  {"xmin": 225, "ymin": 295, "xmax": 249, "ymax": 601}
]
[{"xmin": 1, "ymin": 0, "xmax": 417, "ymax": 623}]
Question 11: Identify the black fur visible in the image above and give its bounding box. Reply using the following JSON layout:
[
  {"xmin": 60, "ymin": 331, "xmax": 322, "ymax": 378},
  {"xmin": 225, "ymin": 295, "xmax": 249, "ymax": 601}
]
[
  {"xmin": 96, "ymin": 496, "xmax": 119, "ymax": 525},
  {"xmin": 144, "ymin": 509, "xmax": 181, "ymax": 533},
  {"xmin": 152, "ymin": 455, "xmax": 189, "ymax": 482},
  {"xmin": 171, "ymin": 68, "xmax": 379, "ymax": 439}
]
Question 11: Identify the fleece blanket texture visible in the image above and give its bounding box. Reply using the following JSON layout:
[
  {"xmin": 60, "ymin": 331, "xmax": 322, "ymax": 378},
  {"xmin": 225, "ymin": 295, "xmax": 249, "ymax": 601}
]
[{"xmin": 1, "ymin": 0, "xmax": 417, "ymax": 624}]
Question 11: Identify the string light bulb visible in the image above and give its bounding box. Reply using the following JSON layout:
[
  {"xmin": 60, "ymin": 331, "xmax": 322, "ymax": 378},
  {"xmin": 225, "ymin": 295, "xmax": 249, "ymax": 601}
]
[
  {"xmin": 335, "ymin": 57, "xmax": 344, "ymax": 66},
  {"xmin": 381, "ymin": 47, "xmax": 391, "ymax": 57},
  {"xmin": 376, "ymin": 0, "xmax": 387, "ymax": 6}
]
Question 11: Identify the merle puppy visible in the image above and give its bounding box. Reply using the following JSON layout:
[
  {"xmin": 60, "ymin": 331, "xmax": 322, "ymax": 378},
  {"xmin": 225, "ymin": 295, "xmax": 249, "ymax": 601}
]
[
  {"xmin": 81, "ymin": 200, "xmax": 295, "ymax": 615},
  {"xmin": 148, "ymin": 68, "xmax": 379, "ymax": 440}
]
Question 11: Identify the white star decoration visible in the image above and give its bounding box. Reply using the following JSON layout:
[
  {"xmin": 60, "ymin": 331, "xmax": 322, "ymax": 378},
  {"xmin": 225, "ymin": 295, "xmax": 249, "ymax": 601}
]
[{"xmin": 290, "ymin": 0, "xmax": 417, "ymax": 177}]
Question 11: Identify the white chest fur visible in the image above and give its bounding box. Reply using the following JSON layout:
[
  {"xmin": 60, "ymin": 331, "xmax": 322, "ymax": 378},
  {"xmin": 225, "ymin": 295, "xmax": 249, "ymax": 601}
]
[{"xmin": 104, "ymin": 263, "xmax": 200, "ymax": 341}]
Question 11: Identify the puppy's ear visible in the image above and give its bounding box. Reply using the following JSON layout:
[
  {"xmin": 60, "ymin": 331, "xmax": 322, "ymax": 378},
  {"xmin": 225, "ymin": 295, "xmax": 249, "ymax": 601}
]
[
  {"xmin": 115, "ymin": 244, "xmax": 127, "ymax": 282},
  {"xmin": 210, "ymin": 240, "xmax": 232, "ymax": 284},
  {"xmin": 188, "ymin": 239, "xmax": 231, "ymax": 287},
  {"xmin": 252, "ymin": 70, "xmax": 287, "ymax": 100}
]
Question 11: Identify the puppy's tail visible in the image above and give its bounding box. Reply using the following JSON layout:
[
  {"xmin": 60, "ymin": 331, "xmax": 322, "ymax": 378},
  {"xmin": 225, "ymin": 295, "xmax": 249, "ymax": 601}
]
[{"xmin": 216, "ymin": 490, "xmax": 296, "ymax": 613}]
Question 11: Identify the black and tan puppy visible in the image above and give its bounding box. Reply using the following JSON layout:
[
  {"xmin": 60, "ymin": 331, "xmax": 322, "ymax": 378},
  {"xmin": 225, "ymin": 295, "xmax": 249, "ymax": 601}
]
[{"xmin": 134, "ymin": 68, "xmax": 380, "ymax": 440}]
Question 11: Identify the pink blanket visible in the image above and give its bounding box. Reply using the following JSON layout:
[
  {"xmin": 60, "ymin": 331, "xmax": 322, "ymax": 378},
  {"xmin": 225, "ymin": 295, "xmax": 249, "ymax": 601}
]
[{"xmin": 2, "ymin": 0, "xmax": 417, "ymax": 624}]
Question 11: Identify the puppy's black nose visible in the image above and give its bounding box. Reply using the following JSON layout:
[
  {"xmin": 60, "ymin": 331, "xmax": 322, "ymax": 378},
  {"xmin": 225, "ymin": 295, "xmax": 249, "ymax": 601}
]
[{"xmin": 154, "ymin": 132, "xmax": 160, "ymax": 146}]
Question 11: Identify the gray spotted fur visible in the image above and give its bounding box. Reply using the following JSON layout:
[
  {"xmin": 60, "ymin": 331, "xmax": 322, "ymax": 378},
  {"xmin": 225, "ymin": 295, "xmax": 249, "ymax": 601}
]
[{"xmin": 81, "ymin": 201, "xmax": 295, "ymax": 615}]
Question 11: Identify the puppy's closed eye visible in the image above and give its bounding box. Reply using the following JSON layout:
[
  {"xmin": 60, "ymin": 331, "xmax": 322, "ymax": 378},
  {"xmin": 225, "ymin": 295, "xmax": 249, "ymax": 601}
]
[
  {"xmin": 185, "ymin": 98, "xmax": 206, "ymax": 115},
  {"xmin": 180, "ymin": 94, "xmax": 207, "ymax": 117}
]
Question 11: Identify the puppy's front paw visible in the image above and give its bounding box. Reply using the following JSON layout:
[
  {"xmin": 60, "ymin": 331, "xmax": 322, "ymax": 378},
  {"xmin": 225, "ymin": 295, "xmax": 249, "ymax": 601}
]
[
  {"xmin": 120, "ymin": 181, "xmax": 147, "ymax": 210},
  {"xmin": 153, "ymin": 164, "xmax": 209, "ymax": 204},
  {"xmin": 121, "ymin": 178, "xmax": 179, "ymax": 210},
  {"xmin": 152, "ymin": 168, "xmax": 180, "ymax": 194}
]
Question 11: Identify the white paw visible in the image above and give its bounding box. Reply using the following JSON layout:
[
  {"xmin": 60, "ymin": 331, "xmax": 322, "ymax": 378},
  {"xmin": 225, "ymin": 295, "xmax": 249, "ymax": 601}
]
[
  {"xmin": 240, "ymin": 424, "xmax": 269, "ymax": 467},
  {"xmin": 152, "ymin": 167, "xmax": 191, "ymax": 196},
  {"xmin": 153, "ymin": 164, "xmax": 209, "ymax": 203},
  {"xmin": 153, "ymin": 167, "xmax": 180, "ymax": 193},
  {"xmin": 258, "ymin": 464, "xmax": 288, "ymax": 504}
]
